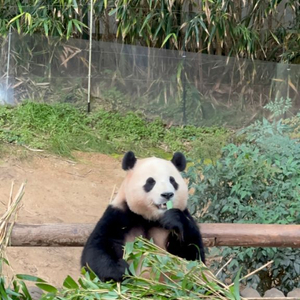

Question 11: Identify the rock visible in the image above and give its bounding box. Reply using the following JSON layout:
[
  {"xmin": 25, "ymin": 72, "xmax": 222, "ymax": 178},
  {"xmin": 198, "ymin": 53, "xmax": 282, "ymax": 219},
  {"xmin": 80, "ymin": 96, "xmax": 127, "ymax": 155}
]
[
  {"xmin": 264, "ymin": 288, "xmax": 285, "ymax": 298},
  {"xmin": 288, "ymin": 288, "xmax": 300, "ymax": 298},
  {"xmin": 241, "ymin": 287, "xmax": 261, "ymax": 298},
  {"xmin": 28, "ymin": 286, "xmax": 43, "ymax": 300}
]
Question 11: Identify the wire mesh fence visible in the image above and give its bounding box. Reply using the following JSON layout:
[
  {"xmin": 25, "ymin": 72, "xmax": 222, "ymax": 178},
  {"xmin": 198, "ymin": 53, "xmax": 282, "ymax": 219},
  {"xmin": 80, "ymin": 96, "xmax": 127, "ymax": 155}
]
[{"xmin": 0, "ymin": 32, "xmax": 299, "ymax": 127}]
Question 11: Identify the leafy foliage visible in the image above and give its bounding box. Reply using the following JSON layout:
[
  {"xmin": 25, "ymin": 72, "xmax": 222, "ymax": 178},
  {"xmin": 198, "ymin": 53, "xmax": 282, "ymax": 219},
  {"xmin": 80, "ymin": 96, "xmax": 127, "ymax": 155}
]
[
  {"xmin": 2, "ymin": 0, "xmax": 90, "ymax": 38},
  {"xmin": 0, "ymin": 271, "xmax": 33, "ymax": 300},
  {"xmin": 283, "ymin": 113, "xmax": 300, "ymax": 139},
  {"xmin": 186, "ymin": 100, "xmax": 300, "ymax": 294},
  {"xmin": 2, "ymin": 238, "xmax": 241, "ymax": 300},
  {"xmin": 0, "ymin": 101, "xmax": 230, "ymax": 159},
  {"xmin": 1, "ymin": 1, "xmax": 299, "ymax": 62},
  {"xmin": 111, "ymin": 0, "xmax": 299, "ymax": 62},
  {"xmin": 263, "ymin": 97, "xmax": 292, "ymax": 119}
]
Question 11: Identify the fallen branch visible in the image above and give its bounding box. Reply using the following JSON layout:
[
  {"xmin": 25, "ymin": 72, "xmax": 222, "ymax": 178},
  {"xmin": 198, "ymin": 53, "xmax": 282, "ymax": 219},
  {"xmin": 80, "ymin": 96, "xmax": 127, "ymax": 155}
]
[
  {"xmin": 0, "ymin": 182, "xmax": 25, "ymax": 273},
  {"xmin": 1, "ymin": 182, "xmax": 25, "ymax": 248}
]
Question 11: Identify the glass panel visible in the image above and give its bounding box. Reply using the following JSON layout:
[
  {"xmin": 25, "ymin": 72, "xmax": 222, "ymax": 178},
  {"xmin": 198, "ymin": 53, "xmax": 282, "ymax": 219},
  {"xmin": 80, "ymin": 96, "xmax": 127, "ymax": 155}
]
[{"xmin": 1, "ymin": 32, "xmax": 299, "ymax": 127}]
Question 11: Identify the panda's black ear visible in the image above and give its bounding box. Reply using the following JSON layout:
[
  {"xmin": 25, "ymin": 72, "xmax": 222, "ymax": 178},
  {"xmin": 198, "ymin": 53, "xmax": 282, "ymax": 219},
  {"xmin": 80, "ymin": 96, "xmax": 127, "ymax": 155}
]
[
  {"xmin": 122, "ymin": 151, "xmax": 137, "ymax": 170},
  {"xmin": 171, "ymin": 152, "xmax": 186, "ymax": 171}
]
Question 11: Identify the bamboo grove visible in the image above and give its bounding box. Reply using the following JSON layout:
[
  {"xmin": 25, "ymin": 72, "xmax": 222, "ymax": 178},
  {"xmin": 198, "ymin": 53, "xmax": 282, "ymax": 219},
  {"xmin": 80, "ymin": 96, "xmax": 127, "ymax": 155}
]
[{"xmin": 0, "ymin": 0, "xmax": 299, "ymax": 63}]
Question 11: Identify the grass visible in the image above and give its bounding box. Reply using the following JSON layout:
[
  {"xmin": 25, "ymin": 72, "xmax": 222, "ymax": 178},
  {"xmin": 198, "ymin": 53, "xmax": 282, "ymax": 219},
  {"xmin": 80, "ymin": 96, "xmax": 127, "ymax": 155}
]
[{"xmin": 0, "ymin": 101, "xmax": 231, "ymax": 159}]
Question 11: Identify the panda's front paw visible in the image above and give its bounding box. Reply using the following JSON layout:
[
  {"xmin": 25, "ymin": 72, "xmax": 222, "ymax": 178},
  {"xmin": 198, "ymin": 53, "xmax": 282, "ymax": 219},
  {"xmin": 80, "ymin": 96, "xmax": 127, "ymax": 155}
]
[
  {"xmin": 114, "ymin": 259, "xmax": 129, "ymax": 281},
  {"xmin": 101, "ymin": 259, "xmax": 129, "ymax": 282},
  {"xmin": 160, "ymin": 209, "xmax": 185, "ymax": 237}
]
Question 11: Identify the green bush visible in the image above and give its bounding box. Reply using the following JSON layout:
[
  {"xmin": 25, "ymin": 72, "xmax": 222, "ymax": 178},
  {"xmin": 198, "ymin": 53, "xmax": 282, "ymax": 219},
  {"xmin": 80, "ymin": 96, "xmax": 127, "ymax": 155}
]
[{"xmin": 186, "ymin": 99, "xmax": 300, "ymax": 294}]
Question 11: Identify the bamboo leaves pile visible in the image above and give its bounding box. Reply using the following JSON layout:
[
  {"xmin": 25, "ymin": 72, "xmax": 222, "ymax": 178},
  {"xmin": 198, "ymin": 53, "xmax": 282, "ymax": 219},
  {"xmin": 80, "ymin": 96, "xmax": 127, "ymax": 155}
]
[{"xmin": 8, "ymin": 237, "xmax": 243, "ymax": 300}]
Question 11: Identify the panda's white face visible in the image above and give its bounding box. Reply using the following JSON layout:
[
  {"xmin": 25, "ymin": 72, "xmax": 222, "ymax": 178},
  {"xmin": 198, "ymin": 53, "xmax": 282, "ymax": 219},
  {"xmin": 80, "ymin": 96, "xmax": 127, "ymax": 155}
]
[{"xmin": 114, "ymin": 156, "xmax": 188, "ymax": 221}]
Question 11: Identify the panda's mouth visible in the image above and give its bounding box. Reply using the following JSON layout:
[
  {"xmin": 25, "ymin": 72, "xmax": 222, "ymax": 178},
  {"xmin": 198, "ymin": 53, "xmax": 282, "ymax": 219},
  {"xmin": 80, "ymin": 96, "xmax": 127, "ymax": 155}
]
[{"xmin": 155, "ymin": 203, "xmax": 168, "ymax": 210}]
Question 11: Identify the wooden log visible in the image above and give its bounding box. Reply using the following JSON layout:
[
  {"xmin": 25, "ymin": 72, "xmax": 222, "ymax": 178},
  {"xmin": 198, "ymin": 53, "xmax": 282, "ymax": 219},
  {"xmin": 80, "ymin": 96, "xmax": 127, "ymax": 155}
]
[
  {"xmin": 200, "ymin": 223, "xmax": 300, "ymax": 248},
  {"xmin": 8, "ymin": 223, "xmax": 300, "ymax": 248},
  {"xmin": 246, "ymin": 298, "xmax": 298, "ymax": 300},
  {"xmin": 10, "ymin": 223, "xmax": 94, "ymax": 247}
]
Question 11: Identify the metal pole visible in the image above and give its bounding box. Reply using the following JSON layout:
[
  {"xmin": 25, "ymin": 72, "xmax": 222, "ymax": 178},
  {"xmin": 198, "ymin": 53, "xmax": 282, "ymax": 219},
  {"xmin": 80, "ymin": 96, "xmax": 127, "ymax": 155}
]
[
  {"xmin": 5, "ymin": 26, "xmax": 12, "ymax": 103},
  {"xmin": 87, "ymin": 0, "xmax": 93, "ymax": 113},
  {"xmin": 287, "ymin": 65, "xmax": 290, "ymax": 100},
  {"xmin": 182, "ymin": 49, "xmax": 187, "ymax": 125}
]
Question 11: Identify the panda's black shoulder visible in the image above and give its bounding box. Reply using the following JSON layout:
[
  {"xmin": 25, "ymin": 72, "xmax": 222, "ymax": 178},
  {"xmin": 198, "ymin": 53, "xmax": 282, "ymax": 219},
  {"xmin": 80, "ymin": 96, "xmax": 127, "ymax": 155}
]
[{"xmin": 87, "ymin": 203, "xmax": 151, "ymax": 241}]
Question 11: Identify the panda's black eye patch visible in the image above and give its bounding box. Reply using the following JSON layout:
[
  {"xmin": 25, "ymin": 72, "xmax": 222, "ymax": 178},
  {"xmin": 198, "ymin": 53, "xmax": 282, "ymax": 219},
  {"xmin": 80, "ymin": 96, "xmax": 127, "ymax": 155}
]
[
  {"xmin": 170, "ymin": 176, "xmax": 178, "ymax": 190},
  {"xmin": 144, "ymin": 177, "xmax": 156, "ymax": 192}
]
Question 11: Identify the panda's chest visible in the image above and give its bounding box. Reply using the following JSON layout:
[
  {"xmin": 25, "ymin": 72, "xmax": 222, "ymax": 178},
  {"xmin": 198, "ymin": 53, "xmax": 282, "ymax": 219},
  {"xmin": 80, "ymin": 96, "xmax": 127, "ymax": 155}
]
[
  {"xmin": 124, "ymin": 226, "xmax": 170, "ymax": 250},
  {"xmin": 148, "ymin": 227, "xmax": 170, "ymax": 249}
]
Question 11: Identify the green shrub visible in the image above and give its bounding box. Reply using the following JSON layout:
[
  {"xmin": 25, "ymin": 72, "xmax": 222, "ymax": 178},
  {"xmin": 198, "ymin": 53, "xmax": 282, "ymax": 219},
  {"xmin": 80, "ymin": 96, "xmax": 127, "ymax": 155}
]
[
  {"xmin": 283, "ymin": 113, "xmax": 300, "ymax": 139},
  {"xmin": 186, "ymin": 99, "xmax": 300, "ymax": 294}
]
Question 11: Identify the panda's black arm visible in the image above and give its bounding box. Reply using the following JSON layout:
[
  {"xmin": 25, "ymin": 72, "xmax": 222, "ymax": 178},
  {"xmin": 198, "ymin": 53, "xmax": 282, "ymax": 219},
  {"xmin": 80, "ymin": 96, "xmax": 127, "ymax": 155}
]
[
  {"xmin": 160, "ymin": 208, "xmax": 205, "ymax": 263},
  {"xmin": 81, "ymin": 205, "xmax": 133, "ymax": 282}
]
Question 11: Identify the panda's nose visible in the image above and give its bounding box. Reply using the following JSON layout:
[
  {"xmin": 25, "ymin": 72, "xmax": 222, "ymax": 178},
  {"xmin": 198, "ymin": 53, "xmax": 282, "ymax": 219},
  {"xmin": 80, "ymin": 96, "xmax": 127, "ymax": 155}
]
[{"xmin": 161, "ymin": 192, "xmax": 174, "ymax": 200}]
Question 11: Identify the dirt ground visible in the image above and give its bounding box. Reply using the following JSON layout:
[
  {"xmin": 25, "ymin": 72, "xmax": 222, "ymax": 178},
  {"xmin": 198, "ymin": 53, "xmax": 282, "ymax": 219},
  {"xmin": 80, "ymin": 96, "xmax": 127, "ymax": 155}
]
[{"xmin": 0, "ymin": 147, "xmax": 125, "ymax": 286}]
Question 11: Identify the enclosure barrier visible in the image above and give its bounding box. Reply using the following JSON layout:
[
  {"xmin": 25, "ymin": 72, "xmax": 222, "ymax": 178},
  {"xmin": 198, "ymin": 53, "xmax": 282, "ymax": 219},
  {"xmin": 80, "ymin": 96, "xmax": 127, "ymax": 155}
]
[
  {"xmin": 1, "ymin": 33, "xmax": 300, "ymax": 128},
  {"xmin": 9, "ymin": 223, "xmax": 300, "ymax": 248}
]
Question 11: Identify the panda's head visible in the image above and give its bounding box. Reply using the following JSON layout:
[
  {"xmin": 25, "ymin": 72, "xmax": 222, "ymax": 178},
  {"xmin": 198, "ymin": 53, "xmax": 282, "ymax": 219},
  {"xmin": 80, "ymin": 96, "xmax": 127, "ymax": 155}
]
[{"xmin": 112, "ymin": 151, "xmax": 189, "ymax": 220}]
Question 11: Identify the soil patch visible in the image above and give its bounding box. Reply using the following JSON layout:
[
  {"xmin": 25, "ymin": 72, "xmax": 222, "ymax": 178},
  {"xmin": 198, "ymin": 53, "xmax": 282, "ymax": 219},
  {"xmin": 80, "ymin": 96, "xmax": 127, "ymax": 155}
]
[{"xmin": 0, "ymin": 147, "xmax": 125, "ymax": 286}]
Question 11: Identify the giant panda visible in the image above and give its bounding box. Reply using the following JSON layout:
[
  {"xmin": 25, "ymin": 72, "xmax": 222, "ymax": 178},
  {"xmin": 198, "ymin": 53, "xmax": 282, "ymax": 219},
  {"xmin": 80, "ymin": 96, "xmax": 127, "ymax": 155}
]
[{"xmin": 81, "ymin": 151, "xmax": 205, "ymax": 282}]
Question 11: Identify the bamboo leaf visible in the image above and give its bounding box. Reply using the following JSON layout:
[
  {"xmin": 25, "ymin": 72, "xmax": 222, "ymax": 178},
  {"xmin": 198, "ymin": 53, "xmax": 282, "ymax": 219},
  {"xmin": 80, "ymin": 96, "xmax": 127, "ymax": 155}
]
[
  {"xmin": 272, "ymin": 78, "xmax": 285, "ymax": 82},
  {"xmin": 25, "ymin": 13, "xmax": 32, "ymax": 27},
  {"xmin": 166, "ymin": 200, "xmax": 173, "ymax": 210},
  {"xmin": 0, "ymin": 283, "xmax": 8, "ymax": 300},
  {"xmin": 7, "ymin": 13, "xmax": 25, "ymax": 26},
  {"xmin": 63, "ymin": 275, "xmax": 79, "ymax": 289},
  {"xmin": 153, "ymin": 21, "xmax": 163, "ymax": 40},
  {"xmin": 16, "ymin": 19, "xmax": 21, "ymax": 34},
  {"xmin": 195, "ymin": 22, "xmax": 200, "ymax": 48},
  {"xmin": 139, "ymin": 13, "xmax": 153, "ymax": 34},
  {"xmin": 231, "ymin": 267, "xmax": 242, "ymax": 300},
  {"xmin": 208, "ymin": 24, "xmax": 217, "ymax": 51},
  {"xmin": 72, "ymin": 19, "xmax": 86, "ymax": 33},
  {"xmin": 270, "ymin": 30, "xmax": 280, "ymax": 45},
  {"xmin": 197, "ymin": 16, "xmax": 209, "ymax": 35},
  {"xmin": 56, "ymin": 24, "xmax": 63, "ymax": 36},
  {"xmin": 72, "ymin": 0, "xmax": 78, "ymax": 9},
  {"xmin": 16, "ymin": 275, "xmax": 46, "ymax": 283},
  {"xmin": 67, "ymin": 20, "xmax": 72, "ymax": 39},
  {"xmin": 161, "ymin": 33, "xmax": 177, "ymax": 48},
  {"xmin": 17, "ymin": 0, "xmax": 23, "ymax": 13},
  {"xmin": 36, "ymin": 283, "xmax": 58, "ymax": 293},
  {"xmin": 18, "ymin": 281, "xmax": 33, "ymax": 300},
  {"xmin": 108, "ymin": 7, "xmax": 118, "ymax": 16},
  {"xmin": 288, "ymin": 79, "xmax": 298, "ymax": 94},
  {"xmin": 43, "ymin": 21, "xmax": 49, "ymax": 36}
]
